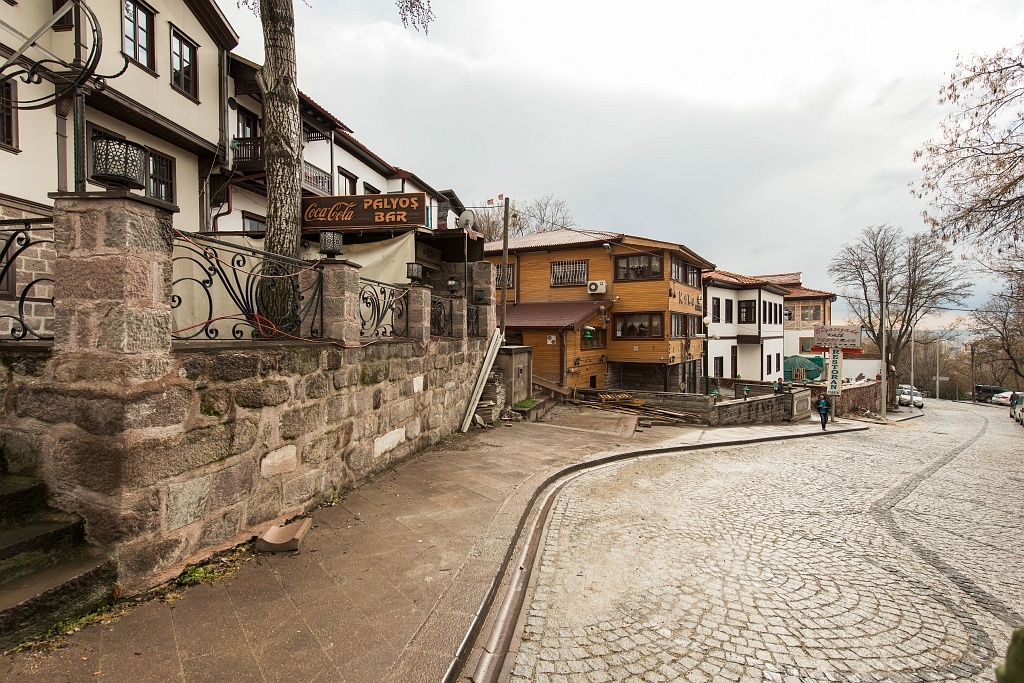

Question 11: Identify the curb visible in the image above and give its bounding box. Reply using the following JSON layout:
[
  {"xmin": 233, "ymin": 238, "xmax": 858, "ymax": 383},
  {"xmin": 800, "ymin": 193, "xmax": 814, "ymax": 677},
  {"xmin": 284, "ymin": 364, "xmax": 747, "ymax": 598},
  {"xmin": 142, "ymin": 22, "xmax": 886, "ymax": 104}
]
[{"xmin": 443, "ymin": 422, "xmax": 870, "ymax": 682}]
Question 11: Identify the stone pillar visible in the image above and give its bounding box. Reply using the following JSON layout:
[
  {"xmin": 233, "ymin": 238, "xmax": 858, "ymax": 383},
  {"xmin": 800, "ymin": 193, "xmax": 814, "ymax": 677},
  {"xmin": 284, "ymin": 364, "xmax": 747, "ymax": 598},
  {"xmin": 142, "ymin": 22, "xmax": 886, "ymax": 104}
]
[
  {"xmin": 316, "ymin": 259, "xmax": 361, "ymax": 343},
  {"xmin": 451, "ymin": 296, "xmax": 468, "ymax": 342},
  {"xmin": 52, "ymin": 192, "xmax": 174, "ymax": 362},
  {"xmin": 406, "ymin": 285, "xmax": 431, "ymax": 344},
  {"xmin": 470, "ymin": 261, "xmax": 496, "ymax": 305}
]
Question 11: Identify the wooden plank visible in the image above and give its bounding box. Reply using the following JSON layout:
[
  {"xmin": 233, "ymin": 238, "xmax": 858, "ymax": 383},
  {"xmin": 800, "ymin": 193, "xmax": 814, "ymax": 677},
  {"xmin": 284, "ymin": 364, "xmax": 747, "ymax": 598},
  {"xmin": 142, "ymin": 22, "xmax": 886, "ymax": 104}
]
[{"xmin": 461, "ymin": 328, "xmax": 504, "ymax": 432}]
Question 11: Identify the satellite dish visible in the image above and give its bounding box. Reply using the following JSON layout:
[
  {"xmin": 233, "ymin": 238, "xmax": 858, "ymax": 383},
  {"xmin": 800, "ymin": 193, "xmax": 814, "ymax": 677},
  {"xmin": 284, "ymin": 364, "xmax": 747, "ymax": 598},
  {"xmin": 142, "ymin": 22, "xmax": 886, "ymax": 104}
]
[{"xmin": 457, "ymin": 210, "xmax": 475, "ymax": 231}]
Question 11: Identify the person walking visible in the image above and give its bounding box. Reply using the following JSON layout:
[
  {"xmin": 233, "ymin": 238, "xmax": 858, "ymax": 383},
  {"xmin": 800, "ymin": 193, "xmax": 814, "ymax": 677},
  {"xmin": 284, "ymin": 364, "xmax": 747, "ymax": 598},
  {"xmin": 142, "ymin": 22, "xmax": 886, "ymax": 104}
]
[
  {"xmin": 815, "ymin": 392, "xmax": 831, "ymax": 430},
  {"xmin": 1010, "ymin": 391, "xmax": 1019, "ymax": 417}
]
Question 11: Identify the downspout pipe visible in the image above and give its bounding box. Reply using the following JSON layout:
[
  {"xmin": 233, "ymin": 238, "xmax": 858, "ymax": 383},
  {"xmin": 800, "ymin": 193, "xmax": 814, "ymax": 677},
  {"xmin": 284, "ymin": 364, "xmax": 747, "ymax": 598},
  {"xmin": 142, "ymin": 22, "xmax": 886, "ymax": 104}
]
[{"xmin": 211, "ymin": 172, "xmax": 267, "ymax": 232}]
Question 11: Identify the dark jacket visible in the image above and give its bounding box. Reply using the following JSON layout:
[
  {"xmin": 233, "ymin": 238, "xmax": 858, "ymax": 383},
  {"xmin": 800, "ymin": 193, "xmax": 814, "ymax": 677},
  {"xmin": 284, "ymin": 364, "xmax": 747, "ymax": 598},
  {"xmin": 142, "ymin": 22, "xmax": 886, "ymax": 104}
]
[{"xmin": 815, "ymin": 398, "xmax": 831, "ymax": 414}]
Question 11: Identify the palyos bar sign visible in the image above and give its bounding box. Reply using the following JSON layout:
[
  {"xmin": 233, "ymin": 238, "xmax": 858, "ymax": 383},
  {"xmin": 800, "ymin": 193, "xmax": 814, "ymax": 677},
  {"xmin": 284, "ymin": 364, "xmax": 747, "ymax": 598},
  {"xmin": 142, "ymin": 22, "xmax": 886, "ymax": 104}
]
[
  {"xmin": 302, "ymin": 193, "xmax": 427, "ymax": 228},
  {"xmin": 813, "ymin": 325, "xmax": 862, "ymax": 350}
]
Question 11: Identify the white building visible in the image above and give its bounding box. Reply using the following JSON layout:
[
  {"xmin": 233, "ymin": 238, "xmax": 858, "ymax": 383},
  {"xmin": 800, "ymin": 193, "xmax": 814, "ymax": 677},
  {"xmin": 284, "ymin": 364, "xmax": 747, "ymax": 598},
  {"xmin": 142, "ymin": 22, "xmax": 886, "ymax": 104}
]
[{"xmin": 703, "ymin": 270, "xmax": 787, "ymax": 383}]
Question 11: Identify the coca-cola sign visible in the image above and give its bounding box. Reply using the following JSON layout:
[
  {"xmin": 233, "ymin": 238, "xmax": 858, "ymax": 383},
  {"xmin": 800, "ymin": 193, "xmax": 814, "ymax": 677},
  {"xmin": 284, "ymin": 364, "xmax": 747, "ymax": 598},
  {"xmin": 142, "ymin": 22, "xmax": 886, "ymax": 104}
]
[{"xmin": 301, "ymin": 192, "xmax": 427, "ymax": 228}]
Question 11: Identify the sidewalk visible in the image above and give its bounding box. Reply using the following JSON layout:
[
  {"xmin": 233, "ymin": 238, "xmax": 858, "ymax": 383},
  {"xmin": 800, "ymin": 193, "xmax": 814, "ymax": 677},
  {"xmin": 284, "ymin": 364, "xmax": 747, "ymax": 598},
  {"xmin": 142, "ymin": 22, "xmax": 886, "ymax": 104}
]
[{"xmin": 0, "ymin": 407, "xmax": 868, "ymax": 683}]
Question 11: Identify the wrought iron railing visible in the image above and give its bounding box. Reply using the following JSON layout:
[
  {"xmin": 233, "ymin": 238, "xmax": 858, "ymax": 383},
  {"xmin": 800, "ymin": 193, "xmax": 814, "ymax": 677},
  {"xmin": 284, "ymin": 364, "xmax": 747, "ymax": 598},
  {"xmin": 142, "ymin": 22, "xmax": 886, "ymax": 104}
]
[
  {"xmin": 0, "ymin": 219, "xmax": 55, "ymax": 341},
  {"xmin": 467, "ymin": 304, "xmax": 484, "ymax": 337},
  {"xmin": 359, "ymin": 278, "xmax": 409, "ymax": 338},
  {"xmin": 171, "ymin": 231, "xmax": 323, "ymax": 340},
  {"xmin": 431, "ymin": 296, "xmax": 453, "ymax": 337},
  {"xmin": 302, "ymin": 161, "xmax": 332, "ymax": 195}
]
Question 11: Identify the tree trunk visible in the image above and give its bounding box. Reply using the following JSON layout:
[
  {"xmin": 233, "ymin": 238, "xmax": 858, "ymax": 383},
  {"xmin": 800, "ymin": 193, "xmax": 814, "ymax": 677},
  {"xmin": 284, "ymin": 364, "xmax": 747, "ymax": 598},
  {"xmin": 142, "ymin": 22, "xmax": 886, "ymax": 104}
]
[
  {"xmin": 256, "ymin": 0, "xmax": 302, "ymax": 332},
  {"xmin": 258, "ymin": 0, "xmax": 302, "ymax": 261}
]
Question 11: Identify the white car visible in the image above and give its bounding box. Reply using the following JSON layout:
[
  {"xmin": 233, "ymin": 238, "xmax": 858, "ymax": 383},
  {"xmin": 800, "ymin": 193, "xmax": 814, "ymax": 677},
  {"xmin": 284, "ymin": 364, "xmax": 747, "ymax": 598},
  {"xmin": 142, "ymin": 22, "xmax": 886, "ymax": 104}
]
[
  {"xmin": 992, "ymin": 391, "xmax": 1015, "ymax": 406},
  {"xmin": 898, "ymin": 390, "xmax": 924, "ymax": 408}
]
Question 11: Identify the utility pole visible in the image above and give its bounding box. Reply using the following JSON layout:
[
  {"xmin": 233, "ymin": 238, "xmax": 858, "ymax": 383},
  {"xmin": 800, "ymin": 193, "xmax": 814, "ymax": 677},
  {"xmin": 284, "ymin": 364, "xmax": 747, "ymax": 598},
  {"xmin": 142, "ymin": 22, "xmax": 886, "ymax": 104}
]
[
  {"xmin": 970, "ymin": 342, "xmax": 976, "ymax": 403},
  {"xmin": 500, "ymin": 197, "xmax": 510, "ymax": 337},
  {"xmin": 910, "ymin": 322, "xmax": 915, "ymax": 399},
  {"xmin": 880, "ymin": 279, "xmax": 887, "ymax": 418},
  {"xmin": 935, "ymin": 341, "xmax": 940, "ymax": 400}
]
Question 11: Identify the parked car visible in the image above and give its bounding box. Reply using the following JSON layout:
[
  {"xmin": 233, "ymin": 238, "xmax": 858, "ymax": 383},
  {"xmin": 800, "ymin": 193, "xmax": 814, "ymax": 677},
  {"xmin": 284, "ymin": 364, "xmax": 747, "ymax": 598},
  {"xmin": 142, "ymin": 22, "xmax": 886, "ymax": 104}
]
[
  {"xmin": 992, "ymin": 390, "xmax": 1015, "ymax": 406},
  {"xmin": 899, "ymin": 390, "xmax": 924, "ymax": 408},
  {"xmin": 1013, "ymin": 402, "xmax": 1024, "ymax": 423},
  {"xmin": 975, "ymin": 385, "xmax": 1013, "ymax": 402}
]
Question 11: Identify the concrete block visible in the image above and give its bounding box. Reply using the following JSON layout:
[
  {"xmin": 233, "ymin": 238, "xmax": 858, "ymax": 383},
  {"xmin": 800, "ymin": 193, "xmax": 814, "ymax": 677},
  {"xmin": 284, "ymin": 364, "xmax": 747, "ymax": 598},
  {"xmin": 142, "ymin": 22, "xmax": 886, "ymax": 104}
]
[
  {"xmin": 373, "ymin": 428, "xmax": 406, "ymax": 458},
  {"xmin": 255, "ymin": 517, "xmax": 312, "ymax": 553}
]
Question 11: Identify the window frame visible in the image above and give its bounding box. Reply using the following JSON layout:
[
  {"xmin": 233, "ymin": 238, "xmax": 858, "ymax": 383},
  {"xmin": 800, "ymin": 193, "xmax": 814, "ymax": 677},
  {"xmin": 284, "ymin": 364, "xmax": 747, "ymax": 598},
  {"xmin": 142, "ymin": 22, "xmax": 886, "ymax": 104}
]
[
  {"xmin": 0, "ymin": 79, "xmax": 18, "ymax": 153},
  {"xmin": 670, "ymin": 312, "xmax": 686, "ymax": 338},
  {"xmin": 242, "ymin": 211, "xmax": 266, "ymax": 233},
  {"xmin": 713, "ymin": 356, "xmax": 724, "ymax": 378},
  {"xmin": 613, "ymin": 312, "xmax": 664, "ymax": 340},
  {"xmin": 338, "ymin": 167, "xmax": 357, "ymax": 195},
  {"xmin": 724, "ymin": 299, "xmax": 733, "ymax": 324},
  {"xmin": 670, "ymin": 255, "xmax": 686, "ymax": 283},
  {"xmin": 170, "ymin": 26, "xmax": 199, "ymax": 102},
  {"xmin": 122, "ymin": 0, "xmax": 157, "ymax": 74},
  {"xmin": 147, "ymin": 148, "xmax": 176, "ymax": 203},
  {"xmin": 615, "ymin": 252, "xmax": 663, "ymax": 282},
  {"xmin": 711, "ymin": 297, "xmax": 721, "ymax": 323},
  {"xmin": 801, "ymin": 304, "xmax": 821, "ymax": 321},
  {"xmin": 580, "ymin": 326, "xmax": 606, "ymax": 349},
  {"xmin": 53, "ymin": 0, "xmax": 73, "ymax": 30},
  {"xmin": 738, "ymin": 300, "xmax": 756, "ymax": 325},
  {"xmin": 362, "ymin": 182, "xmax": 381, "ymax": 195},
  {"xmin": 550, "ymin": 259, "xmax": 588, "ymax": 287}
]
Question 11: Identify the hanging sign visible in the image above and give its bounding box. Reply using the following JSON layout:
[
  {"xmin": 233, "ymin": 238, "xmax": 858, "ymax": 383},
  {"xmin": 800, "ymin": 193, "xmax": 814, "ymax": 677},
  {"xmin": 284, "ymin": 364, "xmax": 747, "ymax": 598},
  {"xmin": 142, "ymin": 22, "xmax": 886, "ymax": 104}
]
[
  {"xmin": 812, "ymin": 325, "xmax": 862, "ymax": 350},
  {"xmin": 826, "ymin": 347, "xmax": 843, "ymax": 396},
  {"xmin": 301, "ymin": 192, "xmax": 427, "ymax": 228}
]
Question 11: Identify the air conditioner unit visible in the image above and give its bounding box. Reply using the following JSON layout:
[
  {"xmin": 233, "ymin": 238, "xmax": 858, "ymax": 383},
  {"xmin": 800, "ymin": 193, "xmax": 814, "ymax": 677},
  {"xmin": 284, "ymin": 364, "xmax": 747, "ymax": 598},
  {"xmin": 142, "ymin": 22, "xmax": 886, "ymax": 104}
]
[{"xmin": 587, "ymin": 280, "xmax": 607, "ymax": 294}]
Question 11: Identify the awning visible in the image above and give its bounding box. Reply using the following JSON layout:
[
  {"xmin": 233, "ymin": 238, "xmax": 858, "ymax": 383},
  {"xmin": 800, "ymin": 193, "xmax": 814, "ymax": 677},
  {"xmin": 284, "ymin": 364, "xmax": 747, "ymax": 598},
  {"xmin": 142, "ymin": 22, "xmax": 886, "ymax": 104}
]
[{"xmin": 504, "ymin": 300, "xmax": 612, "ymax": 329}]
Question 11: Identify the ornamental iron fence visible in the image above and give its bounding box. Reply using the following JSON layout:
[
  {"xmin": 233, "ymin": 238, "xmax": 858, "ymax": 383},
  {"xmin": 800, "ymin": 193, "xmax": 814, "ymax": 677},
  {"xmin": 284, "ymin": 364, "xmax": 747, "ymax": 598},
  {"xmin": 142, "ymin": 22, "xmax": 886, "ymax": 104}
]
[
  {"xmin": 431, "ymin": 295, "xmax": 453, "ymax": 338},
  {"xmin": 0, "ymin": 219, "xmax": 55, "ymax": 341},
  {"xmin": 172, "ymin": 231, "xmax": 323, "ymax": 341},
  {"xmin": 359, "ymin": 278, "xmax": 409, "ymax": 338},
  {"xmin": 467, "ymin": 304, "xmax": 484, "ymax": 337}
]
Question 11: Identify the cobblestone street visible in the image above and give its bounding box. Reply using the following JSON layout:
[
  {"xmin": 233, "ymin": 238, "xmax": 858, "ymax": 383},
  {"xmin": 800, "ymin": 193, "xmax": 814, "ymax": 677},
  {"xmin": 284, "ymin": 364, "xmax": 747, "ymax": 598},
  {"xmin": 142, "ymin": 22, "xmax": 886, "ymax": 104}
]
[{"xmin": 507, "ymin": 402, "xmax": 1024, "ymax": 683}]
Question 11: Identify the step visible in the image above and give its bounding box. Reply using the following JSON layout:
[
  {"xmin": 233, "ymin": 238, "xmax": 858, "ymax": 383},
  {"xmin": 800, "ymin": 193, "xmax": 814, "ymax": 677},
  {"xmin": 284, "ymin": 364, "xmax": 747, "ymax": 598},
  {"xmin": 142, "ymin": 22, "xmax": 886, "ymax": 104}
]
[
  {"xmin": 0, "ymin": 476, "xmax": 47, "ymax": 526},
  {"xmin": 0, "ymin": 516, "xmax": 85, "ymax": 586},
  {"xmin": 0, "ymin": 549, "xmax": 116, "ymax": 653}
]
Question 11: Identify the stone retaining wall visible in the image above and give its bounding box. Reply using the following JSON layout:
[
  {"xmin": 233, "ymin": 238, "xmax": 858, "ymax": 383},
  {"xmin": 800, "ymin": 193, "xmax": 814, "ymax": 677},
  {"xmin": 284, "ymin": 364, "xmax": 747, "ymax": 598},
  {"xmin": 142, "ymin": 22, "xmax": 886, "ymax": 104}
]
[{"xmin": 0, "ymin": 192, "xmax": 495, "ymax": 594}]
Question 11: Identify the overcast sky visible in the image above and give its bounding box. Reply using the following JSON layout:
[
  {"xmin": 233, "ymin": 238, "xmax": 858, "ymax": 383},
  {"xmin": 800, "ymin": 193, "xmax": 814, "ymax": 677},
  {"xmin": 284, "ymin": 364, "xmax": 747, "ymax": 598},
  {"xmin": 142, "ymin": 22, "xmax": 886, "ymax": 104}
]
[{"xmin": 217, "ymin": 0, "xmax": 1024, "ymax": 325}]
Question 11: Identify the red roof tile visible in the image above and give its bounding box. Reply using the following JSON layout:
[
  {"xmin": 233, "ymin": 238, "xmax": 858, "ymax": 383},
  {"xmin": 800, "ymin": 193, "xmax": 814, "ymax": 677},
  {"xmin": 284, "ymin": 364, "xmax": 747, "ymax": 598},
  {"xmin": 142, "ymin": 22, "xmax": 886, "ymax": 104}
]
[
  {"xmin": 504, "ymin": 300, "xmax": 612, "ymax": 329},
  {"xmin": 755, "ymin": 272, "xmax": 803, "ymax": 286},
  {"xmin": 784, "ymin": 285, "xmax": 837, "ymax": 299}
]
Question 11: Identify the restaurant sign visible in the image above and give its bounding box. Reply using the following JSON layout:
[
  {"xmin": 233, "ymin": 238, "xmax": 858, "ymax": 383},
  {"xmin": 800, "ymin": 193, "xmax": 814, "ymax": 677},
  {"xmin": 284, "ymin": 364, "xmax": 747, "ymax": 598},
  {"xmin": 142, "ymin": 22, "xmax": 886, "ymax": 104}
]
[
  {"xmin": 302, "ymin": 192, "xmax": 427, "ymax": 229},
  {"xmin": 813, "ymin": 325, "xmax": 862, "ymax": 350}
]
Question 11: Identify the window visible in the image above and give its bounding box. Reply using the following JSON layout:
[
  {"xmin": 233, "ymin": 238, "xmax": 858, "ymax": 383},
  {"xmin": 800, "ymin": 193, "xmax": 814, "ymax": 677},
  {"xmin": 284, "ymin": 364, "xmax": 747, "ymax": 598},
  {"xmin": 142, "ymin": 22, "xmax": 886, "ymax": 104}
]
[
  {"xmin": 614, "ymin": 313, "xmax": 663, "ymax": 339},
  {"xmin": 171, "ymin": 28, "xmax": 198, "ymax": 99},
  {"xmin": 550, "ymin": 260, "xmax": 588, "ymax": 286},
  {"xmin": 724, "ymin": 299, "xmax": 733, "ymax": 324},
  {"xmin": 687, "ymin": 264, "xmax": 700, "ymax": 288},
  {"xmin": 766, "ymin": 355, "xmax": 772, "ymax": 374},
  {"xmin": 495, "ymin": 264, "xmax": 514, "ymax": 289},
  {"xmin": 53, "ymin": 0, "xmax": 73, "ymax": 30},
  {"xmin": 738, "ymin": 300, "xmax": 756, "ymax": 324},
  {"xmin": 799, "ymin": 336, "xmax": 813, "ymax": 353},
  {"xmin": 689, "ymin": 315, "xmax": 703, "ymax": 337},
  {"xmin": 338, "ymin": 167, "xmax": 357, "ymax": 195},
  {"xmin": 711, "ymin": 297, "xmax": 721, "ymax": 323},
  {"xmin": 581, "ymin": 327, "xmax": 606, "ymax": 349},
  {"xmin": 242, "ymin": 212, "xmax": 265, "ymax": 232},
  {"xmin": 671, "ymin": 312, "xmax": 687, "ymax": 338},
  {"xmin": 714, "ymin": 357, "xmax": 724, "ymax": 378},
  {"xmin": 0, "ymin": 80, "xmax": 16, "ymax": 151},
  {"xmin": 148, "ymin": 149, "xmax": 175, "ymax": 202},
  {"xmin": 763, "ymin": 301, "xmax": 768, "ymax": 323},
  {"xmin": 784, "ymin": 306, "xmax": 794, "ymax": 321},
  {"xmin": 363, "ymin": 182, "xmax": 380, "ymax": 194},
  {"xmin": 776, "ymin": 352, "xmax": 781, "ymax": 371},
  {"xmin": 730, "ymin": 347, "xmax": 737, "ymax": 378},
  {"xmin": 237, "ymin": 107, "xmax": 259, "ymax": 139},
  {"xmin": 801, "ymin": 304, "xmax": 821, "ymax": 321},
  {"xmin": 123, "ymin": 0, "xmax": 155, "ymax": 71},
  {"xmin": 615, "ymin": 253, "xmax": 662, "ymax": 281},
  {"xmin": 670, "ymin": 255, "xmax": 686, "ymax": 283}
]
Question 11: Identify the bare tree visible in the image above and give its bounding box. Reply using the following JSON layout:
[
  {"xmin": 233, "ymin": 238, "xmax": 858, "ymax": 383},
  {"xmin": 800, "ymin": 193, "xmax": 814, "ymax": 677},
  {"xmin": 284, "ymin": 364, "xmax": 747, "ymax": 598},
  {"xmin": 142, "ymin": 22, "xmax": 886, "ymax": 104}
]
[
  {"xmin": 475, "ymin": 195, "xmax": 575, "ymax": 242},
  {"xmin": 828, "ymin": 225, "xmax": 972, "ymax": 376},
  {"xmin": 914, "ymin": 41, "xmax": 1024, "ymax": 248}
]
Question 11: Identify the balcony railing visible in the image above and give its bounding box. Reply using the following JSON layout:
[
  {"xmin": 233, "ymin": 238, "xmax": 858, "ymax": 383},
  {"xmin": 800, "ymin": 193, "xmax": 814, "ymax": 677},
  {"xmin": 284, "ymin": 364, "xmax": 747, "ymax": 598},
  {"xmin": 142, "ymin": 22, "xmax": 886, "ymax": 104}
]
[
  {"xmin": 431, "ymin": 296, "xmax": 453, "ymax": 337},
  {"xmin": 302, "ymin": 160, "xmax": 332, "ymax": 195},
  {"xmin": 234, "ymin": 137, "xmax": 262, "ymax": 167}
]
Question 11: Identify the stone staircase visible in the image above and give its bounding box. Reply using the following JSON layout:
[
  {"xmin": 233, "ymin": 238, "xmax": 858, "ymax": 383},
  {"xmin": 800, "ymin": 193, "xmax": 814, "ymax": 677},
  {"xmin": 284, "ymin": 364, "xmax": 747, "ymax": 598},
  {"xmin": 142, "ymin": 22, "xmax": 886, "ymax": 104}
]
[{"xmin": 0, "ymin": 474, "xmax": 117, "ymax": 653}]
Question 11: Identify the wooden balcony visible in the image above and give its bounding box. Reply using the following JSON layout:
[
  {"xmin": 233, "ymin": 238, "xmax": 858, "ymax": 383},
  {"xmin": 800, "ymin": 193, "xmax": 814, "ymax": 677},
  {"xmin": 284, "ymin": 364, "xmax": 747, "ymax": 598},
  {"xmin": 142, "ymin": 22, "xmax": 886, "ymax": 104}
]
[{"xmin": 234, "ymin": 136, "xmax": 262, "ymax": 172}]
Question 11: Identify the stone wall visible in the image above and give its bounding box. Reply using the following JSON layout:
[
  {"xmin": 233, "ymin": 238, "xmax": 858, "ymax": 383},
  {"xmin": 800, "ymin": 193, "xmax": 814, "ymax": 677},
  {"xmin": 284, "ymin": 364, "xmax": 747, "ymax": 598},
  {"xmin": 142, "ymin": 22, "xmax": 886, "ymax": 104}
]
[
  {"xmin": 710, "ymin": 394, "xmax": 787, "ymax": 426},
  {"xmin": 607, "ymin": 362, "xmax": 682, "ymax": 392},
  {"xmin": 0, "ymin": 192, "xmax": 494, "ymax": 594},
  {"xmin": 833, "ymin": 380, "xmax": 881, "ymax": 416}
]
